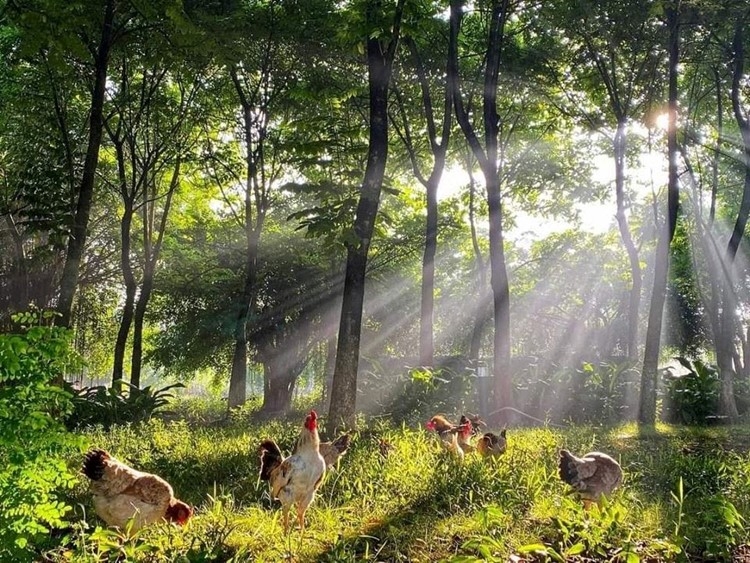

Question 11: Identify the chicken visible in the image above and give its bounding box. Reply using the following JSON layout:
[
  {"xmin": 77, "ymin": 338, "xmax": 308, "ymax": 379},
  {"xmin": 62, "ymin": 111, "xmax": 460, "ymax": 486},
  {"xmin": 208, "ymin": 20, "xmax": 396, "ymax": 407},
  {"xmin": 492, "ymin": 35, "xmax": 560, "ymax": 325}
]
[
  {"xmin": 259, "ymin": 410, "xmax": 326, "ymax": 533},
  {"xmin": 558, "ymin": 449, "xmax": 623, "ymax": 508},
  {"xmin": 378, "ymin": 438, "xmax": 395, "ymax": 459},
  {"xmin": 461, "ymin": 413, "xmax": 487, "ymax": 436},
  {"xmin": 456, "ymin": 416, "xmax": 476, "ymax": 453},
  {"xmin": 318, "ymin": 433, "xmax": 351, "ymax": 468},
  {"xmin": 476, "ymin": 429, "xmax": 507, "ymax": 458},
  {"xmin": 81, "ymin": 448, "xmax": 193, "ymax": 532},
  {"xmin": 425, "ymin": 415, "xmax": 466, "ymax": 460}
]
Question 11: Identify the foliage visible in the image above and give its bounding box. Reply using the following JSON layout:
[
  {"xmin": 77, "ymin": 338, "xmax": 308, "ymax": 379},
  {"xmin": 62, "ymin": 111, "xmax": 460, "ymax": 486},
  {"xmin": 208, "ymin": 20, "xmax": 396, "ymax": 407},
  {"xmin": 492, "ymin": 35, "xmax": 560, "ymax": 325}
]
[
  {"xmin": 516, "ymin": 498, "xmax": 647, "ymax": 562},
  {"xmin": 0, "ymin": 314, "xmax": 83, "ymax": 562},
  {"xmin": 66, "ymin": 382, "xmax": 185, "ymax": 430},
  {"xmin": 357, "ymin": 358, "xmax": 478, "ymax": 424},
  {"xmin": 25, "ymin": 413, "xmax": 750, "ymax": 562},
  {"xmin": 514, "ymin": 358, "xmax": 639, "ymax": 424},
  {"xmin": 663, "ymin": 357, "xmax": 720, "ymax": 425}
]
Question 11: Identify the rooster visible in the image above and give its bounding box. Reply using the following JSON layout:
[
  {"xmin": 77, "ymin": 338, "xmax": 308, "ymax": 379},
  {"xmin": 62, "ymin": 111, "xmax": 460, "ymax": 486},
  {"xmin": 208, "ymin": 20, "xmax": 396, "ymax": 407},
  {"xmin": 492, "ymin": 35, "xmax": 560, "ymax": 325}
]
[
  {"xmin": 476, "ymin": 429, "xmax": 507, "ymax": 458},
  {"xmin": 558, "ymin": 449, "xmax": 623, "ymax": 508},
  {"xmin": 259, "ymin": 410, "xmax": 326, "ymax": 533},
  {"xmin": 81, "ymin": 448, "xmax": 193, "ymax": 532},
  {"xmin": 318, "ymin": 433, "xmax": 351, "ymax": 468}
]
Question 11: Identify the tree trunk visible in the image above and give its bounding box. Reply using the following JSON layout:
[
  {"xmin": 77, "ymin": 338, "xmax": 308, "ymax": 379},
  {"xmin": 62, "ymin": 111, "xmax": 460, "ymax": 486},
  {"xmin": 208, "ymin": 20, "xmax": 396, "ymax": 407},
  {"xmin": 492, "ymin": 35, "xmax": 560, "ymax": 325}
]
[
  {"xmin": 402, "ymin": 37, "xmax": 453, "ymax": 369},
  {"xmin": 419, "ymin": 166, "xmax": 439, "ymax": 367},
  {"xmin": 113, "ymin": 287, "xmax": 134, "ymax": 388},
  {"xmin": 328, "ymin": 0, "xmax": 405, "ymax": 431},
  {"xmin": 639, "ymin": 4, "xmax": 679, "ymax": 425},
  {"xmin": 613, "ymin": 119, "xmax": 642, "ymax": 360},
  {"xmin": 227, "ymin": 96, "xmax": 264, "ymax": 410},
  {"xmin": 262, "ymin": 366, "xmax": 298, "ymax": 414},
  {"xmin": 261, "ymin": 352, "xmax": 309, "ymax": 414},
  {"xmin": 129, "ymin": 158, "xmax": 181, "ymax": 389},
  {"xmin": 129, "ymin": 272, "xmax": 153, "ymax": 389},
  {"xmin": 57, "ymin": 0, "xmax": 115, "ymax": 327},
  {"xmin": 112, "ymin": 136, "xmax": 135, "ymax": 388},
  {"xmin": 716, "ymin": 20, "xmax": 750, "ymax": 420},
  {"xmin": 228, "ymin": 303, "xmax": 250, "ymax": 408},
  {"xmin": 449, "ymin": 0, "xmax": 513, "ymax": 423},
  {"xmin": 466, "ymin": 163, "xmax": 488, "ymax": 361}
]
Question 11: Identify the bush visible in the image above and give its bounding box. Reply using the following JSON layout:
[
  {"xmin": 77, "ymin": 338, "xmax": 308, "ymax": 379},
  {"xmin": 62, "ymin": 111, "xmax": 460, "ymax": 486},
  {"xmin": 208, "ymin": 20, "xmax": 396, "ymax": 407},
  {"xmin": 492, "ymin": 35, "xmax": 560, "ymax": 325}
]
[
  {"xmin": 663, "ymin": 357, "xmax": 720, "ymax": 425},
  {"xmin": 0, "ymin": 314, "xmax": 84, "ymax": 562},
  {"xmin": 66, "ymin": 381, "xmax": 185, "ymax": 430}
]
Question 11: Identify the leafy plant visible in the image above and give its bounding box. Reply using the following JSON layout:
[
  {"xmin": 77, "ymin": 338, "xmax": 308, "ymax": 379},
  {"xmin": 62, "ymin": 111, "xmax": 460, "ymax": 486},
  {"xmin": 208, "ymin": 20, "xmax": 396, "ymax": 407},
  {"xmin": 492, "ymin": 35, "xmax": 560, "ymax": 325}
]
[
  {"xmin": 663, "ymin": 357, "xmax": 719, "ymax": 425},
  {"xmin": 0, "ymin": 314, "xmax": 83, "ymax": 562},
  {"xmin": 66, "ymin": 382, "xmax": 185, "ymax": 430}
]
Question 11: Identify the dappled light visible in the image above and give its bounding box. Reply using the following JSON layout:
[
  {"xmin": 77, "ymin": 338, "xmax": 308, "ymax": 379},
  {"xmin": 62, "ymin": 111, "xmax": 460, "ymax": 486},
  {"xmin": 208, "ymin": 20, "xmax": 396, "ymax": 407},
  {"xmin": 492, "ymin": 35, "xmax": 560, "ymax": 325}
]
[{"xmin": 2, "ymin": 0, "xmax": 750, "ymax": 560}]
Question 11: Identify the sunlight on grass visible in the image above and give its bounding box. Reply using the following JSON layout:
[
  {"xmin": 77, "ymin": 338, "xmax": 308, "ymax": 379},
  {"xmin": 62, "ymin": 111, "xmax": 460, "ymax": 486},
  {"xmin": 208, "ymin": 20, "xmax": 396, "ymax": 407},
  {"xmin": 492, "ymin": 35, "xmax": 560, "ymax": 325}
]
[{"xmin": 50, "ymin": 412, "xmax": 750, "ymax": 562}]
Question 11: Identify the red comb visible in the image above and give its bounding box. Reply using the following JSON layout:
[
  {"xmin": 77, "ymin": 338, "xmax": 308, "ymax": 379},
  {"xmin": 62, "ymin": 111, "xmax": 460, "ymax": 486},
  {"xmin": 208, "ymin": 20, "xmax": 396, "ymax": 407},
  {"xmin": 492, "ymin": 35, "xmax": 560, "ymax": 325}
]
[{"xmin": 309, "ymin": 410, "xmax": 317, "ymax": 419}]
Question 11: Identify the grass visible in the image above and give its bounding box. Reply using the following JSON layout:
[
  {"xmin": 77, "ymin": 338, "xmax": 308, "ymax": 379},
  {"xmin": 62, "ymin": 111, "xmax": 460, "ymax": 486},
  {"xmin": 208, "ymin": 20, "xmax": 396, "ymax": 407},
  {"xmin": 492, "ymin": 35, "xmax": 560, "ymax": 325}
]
[{"xmin": 43, "ymin": 403, "xmax": 750, "ymax": 562}]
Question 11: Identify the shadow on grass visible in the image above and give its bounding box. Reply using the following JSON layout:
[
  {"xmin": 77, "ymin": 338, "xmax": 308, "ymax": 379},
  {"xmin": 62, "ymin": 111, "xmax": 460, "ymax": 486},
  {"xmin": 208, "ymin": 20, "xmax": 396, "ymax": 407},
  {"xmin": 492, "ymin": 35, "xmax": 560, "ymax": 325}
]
[{"xmin": 313, "ymin": 486, "xmax": 475, "ymax": 562}]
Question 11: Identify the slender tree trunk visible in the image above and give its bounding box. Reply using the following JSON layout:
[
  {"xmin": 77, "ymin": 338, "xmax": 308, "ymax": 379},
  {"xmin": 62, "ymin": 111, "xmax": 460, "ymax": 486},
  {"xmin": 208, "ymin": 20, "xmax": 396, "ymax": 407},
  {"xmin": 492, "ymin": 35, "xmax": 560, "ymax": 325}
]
[
  {"xmin": 57, "ymin": 0, "xmax": 116, "ymax": 327},
  {"xmin": 639, "ymin": 3, "xmax": 680, "ymax": 424},
  {"xmin": 228, "ymin": 96, "xmax": 264, "ymax": 409},
  {"xmin": 466, "ymin": 164, "xmax": 488, "ymax": 361},
  {"xmin": 420, "ymin": 169, "xmax": 439, "ymax": 367},
  {"xmin": 712, "ymin": 19, "xmax": 750, "ymax": 420},
  {"xmin": 112, "ymin": 203, "xmax": 136, "ymax": 388},
  {"xmin": 111, "ymin": 133, "xmax": 135, "ymax": 388},
  {"xmin": 228, "ymin": 233, "xmax": 260, "ymax": 409},
  {"xmin": 228, "ymin": 251, "xmax": 257, "ymax": 408},
  {"xmin": 613, "ymin": 120, "xmax": 642, "ymax": 360},
  {"xmin": 130, "ymin": 273, "xmax": 152, "ymax": 388},
  {"xmin": 328, "ymin": 0, "xmax": 405, "ymax": 431},
  {"xmin": 128, "ymin": 159, "xmax": 181, "ymax": 389},
  {"xmin": 402, "ymin": 37, "xmax": 453, "ymax": 369},
  {"xmin": 449, "ymin": 0, "xmax": 512, "ymax": 422}
]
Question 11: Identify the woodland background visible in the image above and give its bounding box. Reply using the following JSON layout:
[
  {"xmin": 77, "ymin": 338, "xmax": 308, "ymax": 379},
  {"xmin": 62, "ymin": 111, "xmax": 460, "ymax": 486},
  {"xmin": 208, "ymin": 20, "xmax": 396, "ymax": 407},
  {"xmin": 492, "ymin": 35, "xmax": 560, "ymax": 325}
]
[{"xmin": 2, "ymin": 0, "xmax": 750, "ymax": 434}]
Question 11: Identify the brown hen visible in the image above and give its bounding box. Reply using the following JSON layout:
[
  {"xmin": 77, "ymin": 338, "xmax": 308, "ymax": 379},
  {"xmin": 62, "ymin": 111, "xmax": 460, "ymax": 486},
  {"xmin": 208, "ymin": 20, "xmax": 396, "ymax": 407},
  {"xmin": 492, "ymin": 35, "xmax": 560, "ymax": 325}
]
[{"xmin": 82, "ymin": 448, "xmax": 192, "ymax": 532}]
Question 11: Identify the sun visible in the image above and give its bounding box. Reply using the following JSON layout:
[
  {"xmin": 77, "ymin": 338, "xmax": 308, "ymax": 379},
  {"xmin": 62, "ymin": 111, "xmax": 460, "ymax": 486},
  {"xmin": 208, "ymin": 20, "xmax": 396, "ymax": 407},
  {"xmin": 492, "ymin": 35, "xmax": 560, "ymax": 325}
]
[{"xmin": 654, "ymin": 112, "xmax": 670, "ymax": 131}]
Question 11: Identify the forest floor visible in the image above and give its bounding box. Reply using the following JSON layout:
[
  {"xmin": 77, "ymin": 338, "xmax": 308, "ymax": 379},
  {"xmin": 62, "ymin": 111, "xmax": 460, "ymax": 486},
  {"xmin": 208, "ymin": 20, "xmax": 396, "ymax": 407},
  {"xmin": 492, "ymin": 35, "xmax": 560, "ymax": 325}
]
[{"xmin": 44, "ymin": 400, "xmax": 750, "ymax": 562}]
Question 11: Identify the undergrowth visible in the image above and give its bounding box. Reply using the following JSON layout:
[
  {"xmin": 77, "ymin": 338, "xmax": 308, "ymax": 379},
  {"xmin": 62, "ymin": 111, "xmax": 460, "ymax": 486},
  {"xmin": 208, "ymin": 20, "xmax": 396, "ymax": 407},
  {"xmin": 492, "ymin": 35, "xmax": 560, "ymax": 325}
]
[{"xmin": 32, "ymin": 406, "xmax": 750, "ymax": 562}]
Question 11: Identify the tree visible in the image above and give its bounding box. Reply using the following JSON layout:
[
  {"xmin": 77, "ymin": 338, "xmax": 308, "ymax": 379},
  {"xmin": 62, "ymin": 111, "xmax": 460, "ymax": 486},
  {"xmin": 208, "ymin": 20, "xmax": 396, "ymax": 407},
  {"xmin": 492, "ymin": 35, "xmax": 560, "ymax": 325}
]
[
  {"xmin": 639, "ymin": 1, "xmax": 680, "ymax": 425},
  {"xmin": 552, "ymin": 0, "xmax": 663, "ymax": 362},
  {"xmin": 194, "ymin": 0, "xmax": 338, "ymax": 409},
  {"xmin": 328, "ymin": 0, "xmax": 407, "ymax": 430},
  {"xmin": 391, "ymin": 11, "xmax": 453, "ymax": 368},
  {"xmin": 104, "ymin": 48, "xmax": 204, "ymax": 388},
  {"xmin": 448, "ymin": 0, "xmax": 515, "ymax": 422},
  {"xmin": 53, "ymin": 0, "xmax": 117, "ymax": 327}
]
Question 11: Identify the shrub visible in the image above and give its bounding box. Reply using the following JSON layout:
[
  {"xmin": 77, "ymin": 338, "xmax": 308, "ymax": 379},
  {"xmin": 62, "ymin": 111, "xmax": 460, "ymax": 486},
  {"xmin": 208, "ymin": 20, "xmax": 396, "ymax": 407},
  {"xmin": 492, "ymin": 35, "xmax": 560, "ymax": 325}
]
[
  {"xmin": 66, "ymin": 382, "xmax": 185, "ymax": 430},
  {"xmin": 0, "ymin": 314, "xmax": 84, "ymax": 562},
  {"xmin": 663, "ymin": 357, "xmax": 720, "ymax": 425}
]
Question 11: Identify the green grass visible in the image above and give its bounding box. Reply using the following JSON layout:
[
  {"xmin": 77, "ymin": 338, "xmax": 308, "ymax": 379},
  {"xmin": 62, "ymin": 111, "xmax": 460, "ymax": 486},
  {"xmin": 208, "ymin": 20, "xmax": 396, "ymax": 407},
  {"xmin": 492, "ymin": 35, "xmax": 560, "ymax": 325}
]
[{"xmin": 43, "ymin": 407, "xmax": 750, "ymax": 562}]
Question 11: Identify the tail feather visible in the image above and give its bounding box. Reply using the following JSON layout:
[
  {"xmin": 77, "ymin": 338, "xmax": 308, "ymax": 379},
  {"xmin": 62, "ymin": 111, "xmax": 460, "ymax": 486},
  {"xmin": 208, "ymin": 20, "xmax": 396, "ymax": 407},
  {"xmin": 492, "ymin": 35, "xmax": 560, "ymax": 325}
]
[
  {"xmin": 332, "ymin": 433, "xmax": 350, "ymax": 455},
  {"xmin": 558, "ymin": 449, "xmax": 579, "ymax": 486},
  {"xmin": 82, "ymin": 448, "xmax": 110, "ymax": 481},
  {"xmin": 259, "ymin": 439, "xmax": 284, "ymax": 481}
]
